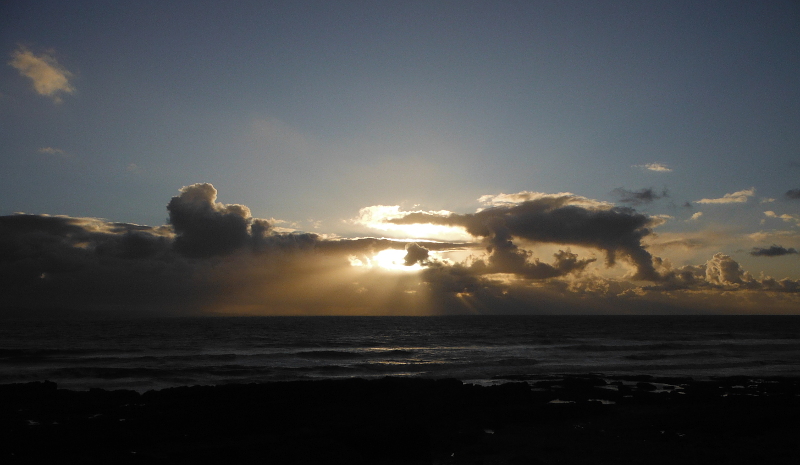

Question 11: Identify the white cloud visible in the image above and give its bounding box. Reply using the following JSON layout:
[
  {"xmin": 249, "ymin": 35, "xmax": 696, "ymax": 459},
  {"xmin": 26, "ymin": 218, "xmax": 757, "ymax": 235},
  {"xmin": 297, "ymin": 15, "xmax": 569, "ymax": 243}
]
[
  {"xmin": 764, "ymin": 211, "xmax": 800, "ymax": 225},
  {"xmin": 689, "ymin": 212, "xmax": 703, "ymax": 221},
  {"xmin": 351, "ymin": 205, "xmax": 470, "ymax": 241},
  {"xmin": 634, "ymin": 163, "xmax": 672, "ymax": 172},
  {"xmin": 477, "ymin": 191, "xmax": 612, "ymax": 209},
  {"xmin": 9, "ymin": 46, "xmax": 75, "ymax": 103},
  {"xmin": 696, "ymin": 188, "xmax": 755, "ymax": 204}
]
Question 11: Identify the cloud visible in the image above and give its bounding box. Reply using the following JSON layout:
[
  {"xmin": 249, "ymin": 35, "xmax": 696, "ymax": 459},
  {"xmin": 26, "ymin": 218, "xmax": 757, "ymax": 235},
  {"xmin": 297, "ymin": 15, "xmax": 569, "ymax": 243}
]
[
  {"xmin": 695, "ymin": 188, "xmax": 755, "ymax": 204},
  {"xmin": 612, "ymin": 187, "xmax": 667, "ymax": 205},
  {"xmin": 403, "ymin": 243, "xmax": 429, "ymax": 266},
  {"xmin": 387, "ymin": 192, "xmax": 662, "ymax": 281},
  {"xmin": 352, "ymin": 205, "xmax": 472, "ymax": 241},
  {"xmin": 704, "ymin": 253, "xmax": 746, "ymax": 286},
  {"xmin": 689, "ymin": 212, "xmax": 703, "ymax": 221},
  {"xmin": 750, "ymin": 245, "xmax": 799, "ymax": 257},
  {"xmin": 38, "ymin": 147, "xmax": 66, "ymax": 156},
  {"xmin": 634, "ymin": 163, "xmax": 672, "ymax": 172},
  {"xmin": 764, "ymin": 211, "xmax": 800, "ymax": 225},
  {"xmin": 167, "ymin": 183, "xmax": 258, "ymax": 258},
  {"xmin": 478, "ymin": 191, "xmax": 611, "ymax": 208},
  {"xmin": 3, "ymin": 185, "xmax": 800, "ymax": 317},
  {"xmin": 785, "ymin": 189, "xmax": 800, "ymax": 200},
  {"xmin": 9, "ymin": 46, "xmax": 75, "ymax": 103},
  {"xmin": 748, "ymin": 229, "xmax": 800, "ymax": 243},
  {"xmin": 650, "ymin": 252, "xmax": 800, "ymax": 296}
]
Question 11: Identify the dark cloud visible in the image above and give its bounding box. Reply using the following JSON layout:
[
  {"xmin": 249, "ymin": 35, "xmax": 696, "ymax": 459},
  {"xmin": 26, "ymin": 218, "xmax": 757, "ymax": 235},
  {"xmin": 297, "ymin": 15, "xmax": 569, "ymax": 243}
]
[
  {"xmin": 612, "ymin": 188, "xmax": 667, "ymax": 205},
  {"xmin": 167, "ymin": 183, "xmax": 258, "ymax": 257},
  {"xmin": 647, "ymin": 238, "xmax": 706, "ymax": 251},
  {"xmin": 403, "ymin": 243, "xmax": 429, "ymax": 266},
  {"xmin": 750, "ymin": 245, "xmax": 799, "ymax": 257},
  {"xmin": 389, "ymin": 194, "xmax": 661, "ymax": 280},
  {"xmin": 785, "ymin": 189, "xmax": 800, "ymax": 200}
]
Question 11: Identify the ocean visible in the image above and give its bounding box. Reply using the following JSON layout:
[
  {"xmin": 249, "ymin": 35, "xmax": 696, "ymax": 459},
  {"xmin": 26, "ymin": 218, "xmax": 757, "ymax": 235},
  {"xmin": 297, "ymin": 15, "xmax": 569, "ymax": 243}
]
[{"xmin": 1, "ymin": 316, "xmax": 799, "ymax": 391}]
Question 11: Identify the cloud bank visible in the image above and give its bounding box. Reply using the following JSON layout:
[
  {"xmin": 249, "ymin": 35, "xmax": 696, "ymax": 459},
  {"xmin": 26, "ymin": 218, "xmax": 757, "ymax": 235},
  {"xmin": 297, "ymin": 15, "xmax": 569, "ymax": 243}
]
[{"xmin": 2, "ymin": 184, "xmax": 799, "ymax": 317}]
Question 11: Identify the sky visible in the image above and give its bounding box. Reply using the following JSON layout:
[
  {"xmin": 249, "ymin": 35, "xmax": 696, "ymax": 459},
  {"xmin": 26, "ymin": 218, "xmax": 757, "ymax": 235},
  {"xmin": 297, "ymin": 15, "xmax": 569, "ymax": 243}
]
[{"xmin": 2, "ymin": 0, "xmax": 800, "ymax": 316}]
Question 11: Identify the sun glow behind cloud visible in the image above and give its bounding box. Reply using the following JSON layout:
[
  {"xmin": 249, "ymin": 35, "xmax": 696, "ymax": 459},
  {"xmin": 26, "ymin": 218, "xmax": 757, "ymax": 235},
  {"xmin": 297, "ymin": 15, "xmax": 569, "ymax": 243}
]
[
  {"xmin": 353, "ymin": 205, "xmax": 471, "ymax": 241},
  {"xmin": 349, "ymin": 248, "xmax": 426, "ymax": 272}
]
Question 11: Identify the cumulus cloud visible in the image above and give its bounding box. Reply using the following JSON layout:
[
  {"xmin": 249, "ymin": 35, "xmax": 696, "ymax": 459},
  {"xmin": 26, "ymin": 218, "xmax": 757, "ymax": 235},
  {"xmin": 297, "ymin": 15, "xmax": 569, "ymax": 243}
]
[
  {"xmin": 696, "ymin": 188, "xmax": 755, "ymax": 204},
  {"xmin": 9, "ymin": 46, "xmax": 75, "ymax": 103},
  {"xmin": 650, "ymin": 252, "xmax": 800, "ymax": 296},
  {"xmin": 612, "ymin": 187, "xmax": 667, "ymax": 205},
  {"xmin": 387, "ymin": 192, "xmax": 662, "ymax": 281},
  {"xmin": 634, "ymin": 163, "xmax": 672, "ymax": 172},
  {"xmin": 750, "ymin": 245, "xmax": 799, "ymax": 257},
  {"xmin": 167, "ymin": 183, "xmax": 258, "ymax": 257},
  {"xmin": 403, "ymin": 242, "xmax": 429, "ymax": 266}
]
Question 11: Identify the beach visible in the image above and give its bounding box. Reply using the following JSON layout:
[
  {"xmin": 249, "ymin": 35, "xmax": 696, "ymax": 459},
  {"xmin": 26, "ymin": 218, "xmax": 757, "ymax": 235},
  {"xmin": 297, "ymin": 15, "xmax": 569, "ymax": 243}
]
[{"xmin": 3, "ymin": 374, "xmax": 799, "ymax": 464}]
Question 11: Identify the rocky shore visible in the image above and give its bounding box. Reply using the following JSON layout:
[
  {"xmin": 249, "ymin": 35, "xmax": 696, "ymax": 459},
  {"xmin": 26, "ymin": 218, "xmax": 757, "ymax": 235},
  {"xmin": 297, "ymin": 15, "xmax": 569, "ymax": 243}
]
[{"xmin": 2, "ymin": 375, "xmax": 799, "ymax": 464}]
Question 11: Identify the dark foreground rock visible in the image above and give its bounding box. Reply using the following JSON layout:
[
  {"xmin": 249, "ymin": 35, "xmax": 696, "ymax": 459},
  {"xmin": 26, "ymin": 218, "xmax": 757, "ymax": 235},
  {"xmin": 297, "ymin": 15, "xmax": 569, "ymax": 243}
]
[{"xmin": 2, "ymin": 375, "xmax": 799, "ymax": 464}]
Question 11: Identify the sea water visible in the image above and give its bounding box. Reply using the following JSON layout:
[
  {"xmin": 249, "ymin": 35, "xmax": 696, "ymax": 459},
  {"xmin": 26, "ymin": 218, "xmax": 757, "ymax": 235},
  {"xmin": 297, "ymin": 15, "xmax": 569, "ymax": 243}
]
[{"xmin": 1, "ymin": 316, "xmax": 798, "ymax": 391}]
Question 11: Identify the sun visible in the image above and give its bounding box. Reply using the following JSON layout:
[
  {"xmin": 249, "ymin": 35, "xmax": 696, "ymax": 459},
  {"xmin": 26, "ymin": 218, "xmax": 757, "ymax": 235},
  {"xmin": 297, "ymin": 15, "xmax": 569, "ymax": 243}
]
[{"xmin": 371, "ymin": 249, "xmax": 422, "ymax": 271}]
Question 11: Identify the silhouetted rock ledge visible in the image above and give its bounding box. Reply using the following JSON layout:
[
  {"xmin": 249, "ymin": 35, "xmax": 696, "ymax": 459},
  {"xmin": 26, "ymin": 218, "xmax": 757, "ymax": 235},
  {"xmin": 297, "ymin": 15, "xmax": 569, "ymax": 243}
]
[{"xmin": 2, "ymin": 375, "xmax": 799, "ymax": 464}]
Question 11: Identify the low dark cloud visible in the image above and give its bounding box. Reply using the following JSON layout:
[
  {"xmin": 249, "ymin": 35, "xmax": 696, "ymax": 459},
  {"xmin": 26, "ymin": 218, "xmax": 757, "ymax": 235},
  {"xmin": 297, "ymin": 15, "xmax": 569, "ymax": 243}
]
[
  {"xmin": 403, "ymin": 243, "xmax": 429, "ymax": 266},
  {"xmin": 3, "ymin": 185, "xmax": 800, "ymax": 317},
  {"xmin": 389, "ymin": 194, "xmax": 661, "ymax": 280},
  {"xmin": 612, "ymin": 188, "xmax": 667, "ymax": 205},
  {"xmin": 785, "ymin": 189, "xmax": 800, "ymax": 200},
  {"xmin": 167, "ymin": 183, "xmax": 258, "ymax": 257},
  {"xmin": 750, "ymin": 245, "xmax": 799, "ymax": 257}
]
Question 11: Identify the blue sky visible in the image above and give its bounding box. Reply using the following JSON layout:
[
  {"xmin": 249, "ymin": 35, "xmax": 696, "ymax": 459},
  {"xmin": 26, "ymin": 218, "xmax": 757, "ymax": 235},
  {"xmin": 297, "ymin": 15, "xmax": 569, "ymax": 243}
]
[{"xmin": 2, "ymin": 1, "xmax": 799, "ymax": 315}]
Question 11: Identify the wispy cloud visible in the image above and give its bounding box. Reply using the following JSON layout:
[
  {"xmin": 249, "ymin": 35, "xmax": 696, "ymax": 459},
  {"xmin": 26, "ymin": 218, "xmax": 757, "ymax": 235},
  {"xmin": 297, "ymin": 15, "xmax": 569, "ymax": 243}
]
[
  {"xmin": 689, "ymin": 212, "xmax": 703, "ymax": 221},
  {"xmin": 634, "ymin": 163, "xmax": 672, "ymax": 172},
  {"xmin": 696, "ymin": 188, "xmax": 755, "ymax": 204},
  {"xmin": 9, "ymin": 46, "xmax": 75, "ymax": 103}
]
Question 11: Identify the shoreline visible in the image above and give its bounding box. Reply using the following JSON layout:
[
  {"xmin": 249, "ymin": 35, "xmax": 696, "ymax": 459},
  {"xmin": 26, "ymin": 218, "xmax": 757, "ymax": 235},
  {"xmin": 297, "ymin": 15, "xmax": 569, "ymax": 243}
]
[{"xmin": 3, "ymin": 374, "xmax": 799, "ymax": 464}]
